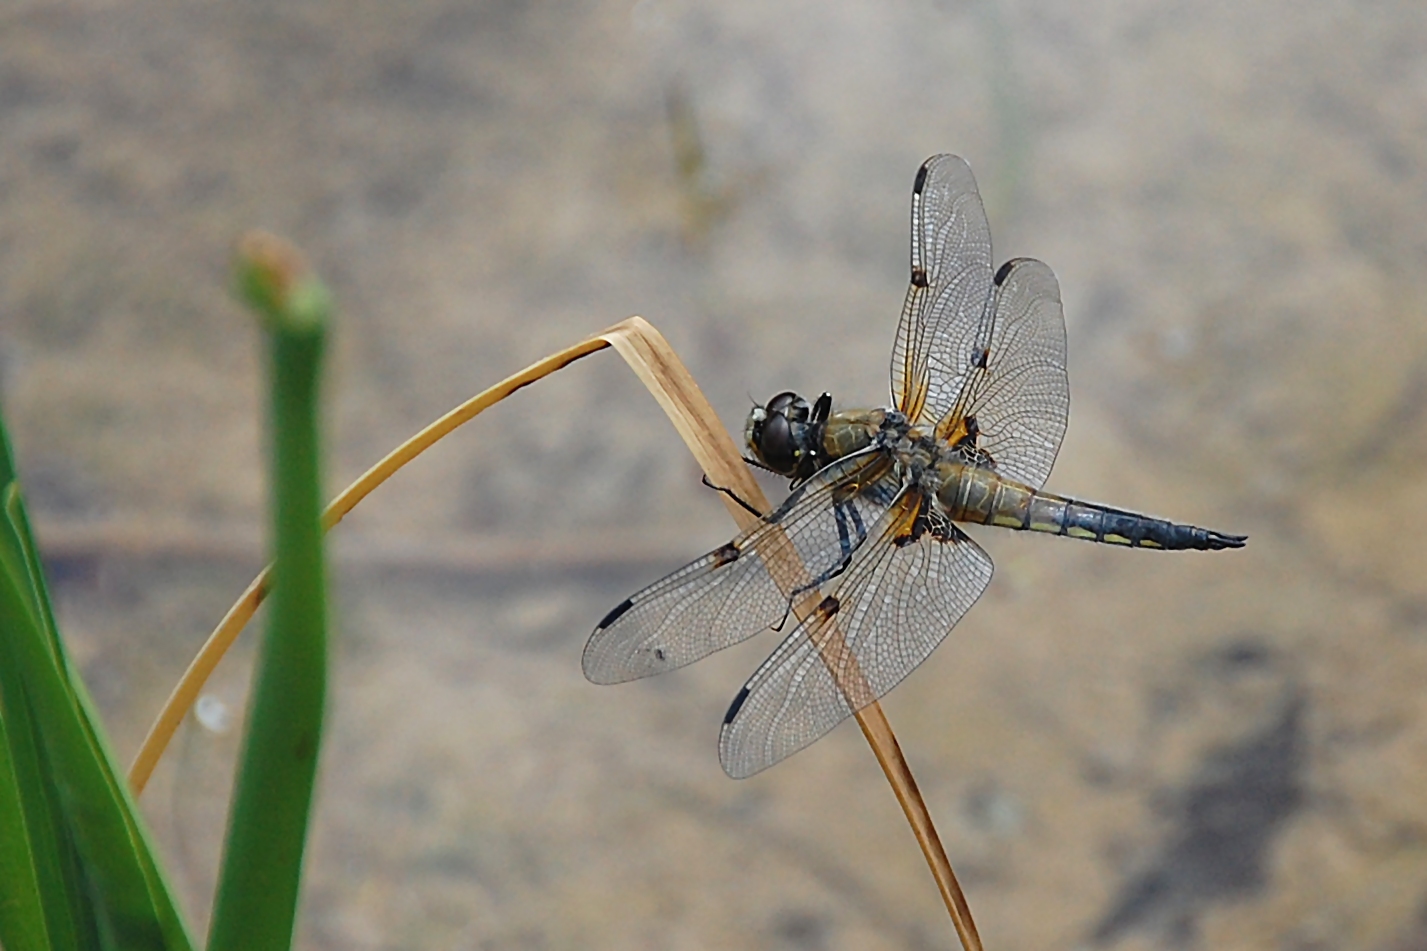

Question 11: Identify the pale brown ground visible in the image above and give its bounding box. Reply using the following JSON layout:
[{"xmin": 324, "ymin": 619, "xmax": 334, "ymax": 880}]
[{"xmin": 4, "ymin": 1, "xmax": 1427, "ymax": 949}]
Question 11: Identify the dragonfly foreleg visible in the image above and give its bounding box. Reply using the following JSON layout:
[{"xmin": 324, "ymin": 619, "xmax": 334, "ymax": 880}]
[{"xmin": 700, "ymin": 474, "xmax": 765, "ymax": 518}]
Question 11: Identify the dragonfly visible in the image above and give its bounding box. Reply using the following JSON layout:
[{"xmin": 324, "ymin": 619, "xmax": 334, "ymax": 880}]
[{"xmin": 585, "ymin": 155, "xmax": 1246, "ymax": 779}]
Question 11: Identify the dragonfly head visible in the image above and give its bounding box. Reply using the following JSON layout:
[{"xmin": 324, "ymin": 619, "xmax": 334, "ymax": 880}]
[{"xmin": 745, "ymin": 391, "xmax": 831, "ymax": 481}]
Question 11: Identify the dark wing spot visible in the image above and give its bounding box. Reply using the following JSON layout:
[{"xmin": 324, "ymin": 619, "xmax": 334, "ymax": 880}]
[
  {"xmin": 895, "ymin": 494, "xmax": 933, "ymax": 547},
  {"xmin": 817, "ymin": 595, "xmax": 840, "ymax": 617},
  {"xmin": 913, "ymin": 161, "xmax": 931, "ymax": 194},
  {"xmin": 971, "ymin": 347, "xmax": 989, "ymax": 370},
  {"xmin": 653, "ymin": 647, "xmax": 666, "ymax": 662},
  {"xmin": 596, "ymin": 598, "xmax": 633, "ymax": 631},
  {"xmin": 712, "ymin": 542, "xmax": 741, "ymax": 567},
  {"xmin": 724, "ymin": 685, "xmax": 751, "ymax": 724},
  {"xmin": 910, "ymin": 266, "xmax": 929, "ymax": 288},
  {"xmin": 993, "ymin": 259, "xmax": 1016, "ymax": 287},
  {"xmin": 930, "ymin": 517, "xmax": 962, "ymax": 542}
]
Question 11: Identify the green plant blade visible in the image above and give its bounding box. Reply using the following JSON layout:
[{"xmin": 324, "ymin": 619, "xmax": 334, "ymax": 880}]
[
  {"xmin": 0, "ymin": 642, "xmax": 71, "ymax": 951},
  {"xmin": 0, "ymin": 407, "xmax": 194, "ymax": 951},
  {"xmin": 208, "ymin": 236, "xmax": 330, "ymax": 951}
]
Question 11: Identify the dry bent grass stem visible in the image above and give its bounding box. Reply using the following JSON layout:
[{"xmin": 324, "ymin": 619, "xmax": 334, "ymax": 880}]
[{"xmin": 127, "ymin": 316, "xmax": 982, "ymax": 951}]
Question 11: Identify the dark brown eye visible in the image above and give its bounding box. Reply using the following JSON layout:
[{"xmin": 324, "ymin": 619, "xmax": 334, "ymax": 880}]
[
  {"xmin": 765, "ymin": 391, "xmax": 802, "ymax": 419},
  {"xmin": 756, "ymin": 412, "xmax": 798, "ymax": 474}
]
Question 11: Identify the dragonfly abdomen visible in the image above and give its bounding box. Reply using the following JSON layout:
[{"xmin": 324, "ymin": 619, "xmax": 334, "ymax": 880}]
[{"xmin": 938, "ymin": 465, "xmax": 1245, "ymax": 550}]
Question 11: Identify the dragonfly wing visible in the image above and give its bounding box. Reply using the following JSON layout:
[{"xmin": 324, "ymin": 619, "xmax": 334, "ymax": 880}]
[
  {"xmin": 718, "ymin": 492, "xmax": 994, "ymax": 778},
  {"xmin": 583, "ymin": 451, "xmax": 900, "ymax": 685},
  {"xmin": 891, "ymin": 155, "xmax": 994, "ymax": 424},
  {"xmin": 935, "ymin": 257, "xmax": 1069, "ymax": 490}
]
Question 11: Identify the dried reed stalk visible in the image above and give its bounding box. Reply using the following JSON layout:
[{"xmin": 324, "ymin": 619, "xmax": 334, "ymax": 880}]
[{"xmin": 128, "ymin": 316, "xmax": 980, "ymax": 951}]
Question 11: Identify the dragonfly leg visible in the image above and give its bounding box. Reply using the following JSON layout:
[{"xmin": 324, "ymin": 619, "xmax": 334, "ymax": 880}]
[
  {"xmin": 770, "ymin": 497, "xmax": 866, "ymax": 631},
  {"xmin": 700, "ymin": 474, "xmax": 765, "ymax": 518}
]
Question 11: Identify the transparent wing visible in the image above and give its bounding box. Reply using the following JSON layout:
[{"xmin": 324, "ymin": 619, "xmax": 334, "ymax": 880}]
[
  {"xmin": 890, "ymin": 155, "xmax": 994, "ymax": 424},
  {"xmin": 718, "ymin": 492, "xmax": 994, "ymax": 779},
  {"xmin": 934, "ymin": 257, "xmax": 1069, "ymax": 490},
  {"xmin": 583, "ymin": 451, "xmax": 901, "ymax": 685}
]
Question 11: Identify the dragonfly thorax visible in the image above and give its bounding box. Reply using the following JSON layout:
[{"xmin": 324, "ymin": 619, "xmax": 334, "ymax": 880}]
[{"xmin": 876, "ymin": 417, "xmax": 950, "ymax": 491}]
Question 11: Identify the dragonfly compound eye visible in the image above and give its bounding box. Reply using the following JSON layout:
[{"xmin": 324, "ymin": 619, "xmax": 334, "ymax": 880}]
[
  {"xmin": 765, "ymin": 391, "xmax": 810, "ymax": 422},
  {"xmin": 754, "ymin": 411, "xmax": 800, "ymax": 475}
]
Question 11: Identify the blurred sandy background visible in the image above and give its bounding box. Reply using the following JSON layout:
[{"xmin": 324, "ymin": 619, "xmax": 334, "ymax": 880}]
[{"xmin": 4, "ymin": 1, "xmax": 1427, "ymax": 948}]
